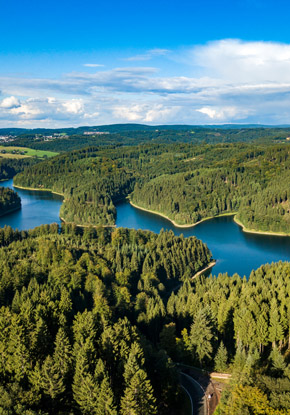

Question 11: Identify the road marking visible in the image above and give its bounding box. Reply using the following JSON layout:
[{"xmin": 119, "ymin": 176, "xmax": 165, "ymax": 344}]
[
  {"xmin": 181, "ymin": 372, "xmax": 208, "ymax": 415},
  {"xmin": 180, "ymin": 384, "xmax": 193, "ymax": 415}
]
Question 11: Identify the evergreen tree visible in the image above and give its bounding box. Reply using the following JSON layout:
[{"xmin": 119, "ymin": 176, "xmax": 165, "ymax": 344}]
[
  {"xmin": 269, "ymin": 300, "xmax": 284, "ymax": 349},
  {"xmin": 96, "ymin": 377, "xmax": 117, "ymax": 415},
  {"xmin": 270, "ymin": 348, "xmax": 287, "ymax": 377},
  {"xmin": 40, "ymin": 355, "xmax": 65, "ymax": 399},
  {"xmin": 189, "ymin": 307, "xmax": 215, "ymax": 364},
  {"xmin": 214, "ymin": 341, "xmax": 228, "ymax": 372},
  {"xmin": 123, "ymin": 342, "xmax": 145, "ymax": 385},
  {"xmin": 120, "ymin": 369, "xmax": 157, "ymax": 415}
]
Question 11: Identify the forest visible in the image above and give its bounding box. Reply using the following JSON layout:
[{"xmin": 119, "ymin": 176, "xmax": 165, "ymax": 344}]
[
  {"xmin": 0, "ymin": 224, "xmax": 211, "ymax": 414},
  {"xmin": 0, "ymin": 187, "xmax": 21, "ymax": 217},
  {"xmin": 0, "ymin": 224, "xmax": 290, "ymax": 414},
  {"xmin": 5, "ymin": 124, "xmax": 290, "ymax": 153},
  {"xmin": 12, "ymin": 141, "xmax": 290, "ymax": 234},
  {"xmin": 0, "ymin": 158, "xmax": 38, "ymax": 182},
  {"xmin": 3, "ymin": 130, "xmax": 290, "ymax": 413}
]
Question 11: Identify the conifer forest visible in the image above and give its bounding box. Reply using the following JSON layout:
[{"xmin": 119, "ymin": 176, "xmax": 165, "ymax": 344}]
[{"xmin": 1, "ymin": 126, "xmax": 290, "ymax": 414}]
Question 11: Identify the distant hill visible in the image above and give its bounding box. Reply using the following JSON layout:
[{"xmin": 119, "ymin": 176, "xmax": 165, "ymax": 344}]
[
  {"xmin": 2, "ymin": 123, "xmax": 290, "ymax": 136},
  {"xmin": 2, "ymin": 123, "xmax": 290, "ymax": 153}
]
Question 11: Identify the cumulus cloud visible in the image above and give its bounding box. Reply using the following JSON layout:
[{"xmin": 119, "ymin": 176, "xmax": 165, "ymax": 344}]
[
  {"xmin": 62, "ymin": 99, "xmax": 84, "ymax": 114},
  {"xmin": 113, "ymin": 104, "xmax": 182, "ymax": 123},
  {"xmin": 196, "ymin": 106, "xmax": 250, "ymax": 121},
  {"xmin": 0, "ymin": 97, "xmax": 88, "ymax": 126},
  {"xmin": 3, "ymin": 39, "xmax": 290, "ymax": 126},
  {"xmin": 0, "ymin": 96, "xmax": 21, "ymax": 109},
  {"xmin": 192, "ymin": 39, "xmax": 290, "ymax": 83}
]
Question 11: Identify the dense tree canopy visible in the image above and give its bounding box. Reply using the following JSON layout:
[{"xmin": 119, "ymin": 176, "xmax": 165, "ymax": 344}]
[
  {"xmin": 12, "ymin": 141, "xmax": 290, "ymax": 233},
  {"xmin": 0, "ymin": 187, "xmax": 21, "ymax": 216},
  {"xmin": 0, "ymin": 224, "xmax": 290, "ymax": 413},
  {"xmin": 0, "ymin": 224, "xmax": 212, "ymax": 414}
]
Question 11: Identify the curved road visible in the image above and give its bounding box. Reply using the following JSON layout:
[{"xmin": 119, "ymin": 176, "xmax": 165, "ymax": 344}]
[{"xmin": 180, "ymin": 372, "xmax": 207, "ymax": 415}]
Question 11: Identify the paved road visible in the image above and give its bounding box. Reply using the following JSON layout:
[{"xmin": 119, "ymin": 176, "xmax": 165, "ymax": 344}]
[{"xmin": 180, "ymin": 372, "xmax": 207, "ymax": 415}]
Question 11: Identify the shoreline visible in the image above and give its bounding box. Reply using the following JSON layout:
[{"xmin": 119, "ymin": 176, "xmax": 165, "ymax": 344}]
[
  {"xmin": 59, "ymin": 216, "xmax": 116, "ymax": 229},
  {"xmin": 13, "ymin": 184, "xmax": 64, "ymax": 197},
  {"xmin": 14, "ymin": 183, "xmax": 116, "ymax": 228},
  {"xmin": 9, "ymin": 184, "xmax": 290, "ymax": 237},
  {"xmin": 192, "ymin": 261, "xmax": 216, "ymax": 279},
  {"xmin": 129, "ymin": 200, "xmax": 236, "ymax": 228},
  {"xmin": 233, "ymin": 216, "xmax": 290, "ymax": 237},
  {"xmin": 129, "ymin": 200, "xmax": 290, "ymax": 237}
]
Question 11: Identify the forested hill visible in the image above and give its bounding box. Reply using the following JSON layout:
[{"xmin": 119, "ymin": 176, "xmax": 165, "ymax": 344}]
[
  {"xmin": 5, "ymin": 125, "xmax": 290, "ymax": 153},
  {"xmin": 13, "ymin": 141, "xmax": 290, "ymax": 234},
  {"xmin": 0, "ymin": 158, "xmax": 38, "ymax": 181},
  {"xmin": 0, "ymin": 187, "xmax": 21, "ymax": 216},
  {"xmin": 0, "ymin": 224, "xmax": 211, "ymax": 414},
  {"xmin": 1, "ymin": 224, "xmax": 290, "ymax": 414}
]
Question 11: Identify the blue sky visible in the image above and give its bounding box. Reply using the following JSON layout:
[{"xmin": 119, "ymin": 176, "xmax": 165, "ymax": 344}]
[{"xmin": 1, "ymin": 0, "xmax": 290, "ymax": 127}]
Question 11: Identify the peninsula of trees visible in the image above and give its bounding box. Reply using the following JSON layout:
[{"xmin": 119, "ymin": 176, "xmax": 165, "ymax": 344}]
[
  {"xmin": 13, "ymin": 141, "xmax": 290, "ymax": 234},
  {"xmin": 0, "ymin": 187, "xmax": 21, "ymax": 216}
]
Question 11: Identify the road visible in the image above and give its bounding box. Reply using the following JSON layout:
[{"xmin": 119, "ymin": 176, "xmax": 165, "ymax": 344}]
[{"xmin": 180, "ymin": 372, "xmax": 208, "ymax": 415}]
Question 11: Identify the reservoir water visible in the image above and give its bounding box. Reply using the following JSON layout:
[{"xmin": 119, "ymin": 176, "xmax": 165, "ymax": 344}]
[
  {"xmin": 116, "ymin": 201, "xmax": 290, "ymax": 277},
  {"xmin": 0, "ymin": 179, "xmax": 63, "ymax": 230},
  {"xmin": 0, "ymin": 179, "xmax": 289, "ymax": 277}
]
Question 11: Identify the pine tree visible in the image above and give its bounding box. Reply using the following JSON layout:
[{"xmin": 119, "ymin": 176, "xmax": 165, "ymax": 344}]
[
  {"xmin": 73, "ymin": 351, "xmax": 99, "ymax": 415},
  {"xmin": 40, "ymin": 355, "xmax": 65, "ymax": 399},
  {"xmin": 270, "ymin": 347, "xmax": 287, "ymax": 376},
  {"xmin": 159, "ymin": 322, "xmax": 177, "ymax": 358},
  {"xmin": 123, "ymin": 342, "xmax": 145, "ymax": 385},
  {"xmin": 214, "ymin": 341, "xmax": 228, "ymax": 372},
  {"xmin": 189, "ymin": 307, "xmax": 215, "ymax": 364},
  {"xmin": 53, "ymin": 327, "xmax": 72, "ymax": 379},
  {"xmin": 269, "ymin": 300, "xmax": 284, "ymax": 348},
  {"xmin": 96, "ymin": 377, "xmax": 117, "ymax": 415},
  {"xmin": 256, "ymin": 312, "xmax": 268, "ymax": 353},
  {"xmin": 120, "ymin": 369, "xmax": 157, "ymax": 415}
]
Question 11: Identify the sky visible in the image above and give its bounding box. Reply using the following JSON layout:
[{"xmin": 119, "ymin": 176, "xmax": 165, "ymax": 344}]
[{"xmin": 1, "ymin": 0, "xmax": 290, "ymax": 127}]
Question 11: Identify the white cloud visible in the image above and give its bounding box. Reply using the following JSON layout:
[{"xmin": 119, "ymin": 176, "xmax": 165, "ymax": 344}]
[
  {"xmin": 113, "ymin": 103, "xmax": 181, "ymax": 123},
  {"xmin": 113, "ymin": 104, "xmax": 145, "ymax": 121},
  {"xmin": 192, "ymin": 39, "xmax": 290, "ymax": 83},
  {"xmin": 3, "ymin": 39, "xmax": 290, "ymax": 126},
  {"xmin": 84, "ymin": 111, "xmax": 100, "ymax": 119},
  {"xmin": 10, "ymin": 103, "xmax": 42, "ymax": 118},
  {"xmin": 196, "ymin": 106, "xmax": 249, "ymax": 121},
  {"xmin": 144, "ymin": 105, "xmax": 180, "ymax": 122},
  {"xmin": 83, "ymin": 63, "xmax": 105, "ymax": 67},
  {"xmin": 0, "ymin": 96, "xmax": 21, "ymax": 109},
  {"xmin": 125, "ymin": 48, "xmax": 170, "ymax": 61},
  {"xmin": 62, "ymin": 99, "xmax": 84, "ymax": 114}
]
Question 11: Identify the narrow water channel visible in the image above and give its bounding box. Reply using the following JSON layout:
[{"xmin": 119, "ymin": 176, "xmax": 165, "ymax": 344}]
[
  {"xmin": 0, "ymin": 179, "xmax": 63, "ymax": 230},
  {"xmin": 0, "ymin": 179, "xmax": 289, "ymax": 277},
  {"xmin": 116, "ymin": 201, "xmax": 290, "ymax": 277}
]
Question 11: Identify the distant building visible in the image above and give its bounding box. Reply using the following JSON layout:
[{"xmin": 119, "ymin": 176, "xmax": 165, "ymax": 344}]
[
  {"xmin": 84, "ymin": 131, "xmax": 110, "ymax": 135},
  {"xmin": 0, "ymin": 135, "xmax": 16, "ymax": 142}
]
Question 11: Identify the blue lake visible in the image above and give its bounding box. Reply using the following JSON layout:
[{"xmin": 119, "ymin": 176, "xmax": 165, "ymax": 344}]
[
  {"xmin": 0, "ymin": 178, "xmax": 289, "ymax": 277},
  {"xmin": 0, "ymin": 179, "xmax": 63, "ymax": 230},
  {"xmin": 116, "ymin": 201, "xmax": 290, "ymax": 277}
]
